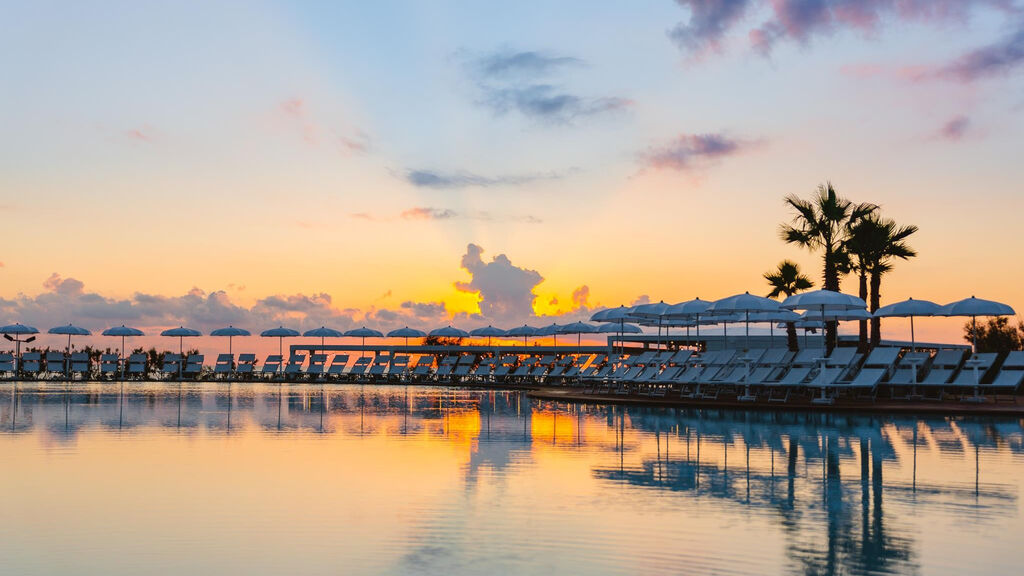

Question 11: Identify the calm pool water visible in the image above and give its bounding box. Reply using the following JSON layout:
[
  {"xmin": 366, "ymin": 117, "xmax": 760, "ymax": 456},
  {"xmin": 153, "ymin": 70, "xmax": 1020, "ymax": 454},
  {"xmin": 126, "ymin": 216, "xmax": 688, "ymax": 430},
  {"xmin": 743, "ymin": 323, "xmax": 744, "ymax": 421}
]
[{"xmin": 1, "ymin": 382, "xmax": 1022, "ymax": 575}]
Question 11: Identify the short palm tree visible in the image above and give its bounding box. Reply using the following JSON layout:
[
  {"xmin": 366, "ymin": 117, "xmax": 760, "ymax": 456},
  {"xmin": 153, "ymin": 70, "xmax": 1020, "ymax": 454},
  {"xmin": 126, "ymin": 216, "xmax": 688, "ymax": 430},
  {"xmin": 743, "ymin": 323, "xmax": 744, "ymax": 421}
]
[
  {"xmin": 765, "ymin": 260, "xmax": 814, "ymax": 351},
  {"xmin": 780, "ymin": 182, "xmax": 876, "ymax": 349}
]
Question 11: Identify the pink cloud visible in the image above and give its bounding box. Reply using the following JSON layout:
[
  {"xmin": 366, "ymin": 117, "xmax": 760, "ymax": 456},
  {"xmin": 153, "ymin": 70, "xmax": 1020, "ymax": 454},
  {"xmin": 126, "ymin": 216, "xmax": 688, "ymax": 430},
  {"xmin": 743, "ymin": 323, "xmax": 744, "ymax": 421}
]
[{"xmin": 938, "ymin": 115, "xmax": 971, "ymax": 140}]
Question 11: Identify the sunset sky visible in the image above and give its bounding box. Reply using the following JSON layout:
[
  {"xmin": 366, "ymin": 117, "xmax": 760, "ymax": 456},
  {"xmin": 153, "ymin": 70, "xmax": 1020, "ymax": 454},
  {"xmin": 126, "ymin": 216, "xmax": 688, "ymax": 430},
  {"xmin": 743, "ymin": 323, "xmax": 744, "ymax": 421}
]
[{"xmin": 2, "ymin": 1, "xmax": 1023, "ymax": 349}]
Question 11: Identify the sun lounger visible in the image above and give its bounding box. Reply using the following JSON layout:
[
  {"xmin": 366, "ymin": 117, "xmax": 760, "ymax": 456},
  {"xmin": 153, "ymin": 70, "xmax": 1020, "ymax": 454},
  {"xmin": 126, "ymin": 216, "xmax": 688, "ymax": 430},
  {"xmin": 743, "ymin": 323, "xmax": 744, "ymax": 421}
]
[
  {"xmin": 307, "ymin": 354, "xmax": 327, "ymax": 378},
  {"xmin": 888, "ymin": 351, "xmax": 931, "ymax": 387},
  {"xmin": 410, "ymin": 357, "xmax": 434, "ymax": 381},
  {"xmin": 262, "ymin": 354, "xmax": 283, "ymax": 377},
  {"xmin": 348, "ymin": 356, "xmax": 372, "ymax": 379},
  {"xmin": 369, "ymin": 355, "xmax": 391, "ymax": 379},
  {"xmin": 237, "ymin": 353, "xmax": 257, "ymax": 377},
  {"xmin": 22, "ymin": 352, "xmax": 42, "ymax": 378},
  {"xmin": 127, "ymin": 353, "xmax": 147, "ymax": 377},
  {"xmin": 327, "ymin": 354, "xmax": 350, "ymax": 378},
  {"xmin": 983, "ymin": 351, "xmax": 1024, "ymax": 401},
  {"xmin": 841, "ymin": 347, "xmax": 900, "ymax": 399},
  {"xmin": 390, "ymin": 355, "xmax": 411, "ymax": 381},
  {"xmin": 0, "ymin": 353, "xmax": 15, "ymax": 377},
  {"xmin": 70, "ymin": 352, "xmax": 90, "ymax": 378},
  {"xmin": 214, "ymin": 354, "xmax": 234, "ymax": 376},
  {"xmin": 100, "ymin": 354, "xmax": 119, "ymax": 377},
  {"xmin": 919, "ymin": 349, "xmax": 968, "ymax": 393},
  {"xmin": 184, "ymin": 354, "xmax": 204, "ymax": 377},
  {"xmin": 161, "ymin": 354, "xmax": 182, "ymax": 379},
  {"xmin": 46, "ymin": 351, "xmax": 66, "ymax": 376},
  {"xmin": 955, "ymin": 352, "xmax": 999, "ymax": 401}
]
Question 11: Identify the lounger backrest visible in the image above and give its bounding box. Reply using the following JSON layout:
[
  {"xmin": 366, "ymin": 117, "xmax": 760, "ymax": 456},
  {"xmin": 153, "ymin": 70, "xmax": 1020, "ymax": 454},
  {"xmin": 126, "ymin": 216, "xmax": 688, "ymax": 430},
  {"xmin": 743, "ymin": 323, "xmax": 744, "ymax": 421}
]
[
  {"xmin": 825, "ymin": 347, "xmax": 856, "ymax": 367},
  {"xmin": 792, "ymin": 348, "xmax": 822, "ymax": 365},
  {"xmin": 216, "ymin": 354, "xmax": 232, "ymax": 363},
  {"xmin": 239, "ymin": 353, "xmax": 257, "ymax": 363},
  {"xmin": 46, "ymin": 351, "xmax": 65, "ymax": 363},
  {"xmin": 1002, "ymin": 350, "xmax": 1024, "ymax": 369},
  {"xmin": 968, "ymin": 353, "xmax": 999, "ymax": 370},
  {"xmin": 933, "ymin": 349, "xmax": 967, "ymax": 367},
  {"xmin": 898, "ymin": 351, "xmax": 930, "ymax": 367},
  {"xmin": 757, "ymin": 348, "xmax": 787, "ymax": 366},
  {"xmin": 310, "ymin": 354, "xmax": 327, "ymax": 364},
  {"xmin": 863, "ymin": 347, "xmax": 900, "ymax": 367}
]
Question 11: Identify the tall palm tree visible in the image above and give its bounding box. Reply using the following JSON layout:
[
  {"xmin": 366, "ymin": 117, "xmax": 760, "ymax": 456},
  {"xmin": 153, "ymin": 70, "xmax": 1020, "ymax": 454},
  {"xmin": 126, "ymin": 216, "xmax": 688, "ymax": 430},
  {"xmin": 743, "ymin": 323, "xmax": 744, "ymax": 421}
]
[
  {"xmin": 845, "ymin": 219, "xmax": 883, "ymax": 351},
  {"xmin": 765, "ymin": 260, "xmax": 814, "ymax": 351},
  {"xmin": 780, "ymin": 182, "xmax": 876, "ymax": 349},
  {"xmin": 867, "ymin": 217, "xmax": 917, "ymax": 346}
]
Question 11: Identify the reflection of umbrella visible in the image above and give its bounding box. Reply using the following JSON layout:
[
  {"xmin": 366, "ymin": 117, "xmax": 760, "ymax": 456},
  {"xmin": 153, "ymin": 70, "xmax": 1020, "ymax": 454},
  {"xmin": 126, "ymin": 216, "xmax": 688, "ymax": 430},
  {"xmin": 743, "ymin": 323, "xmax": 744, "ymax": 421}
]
[
  {"xmin": 470, "ymin": 325, "xmax": 506, "ymax": 346},
  {"xmin": 1, "ymin": 323, "xmax": 40, "ymax": 375},
  {"xmin": 387, "ymin": 326, "xmax": 427, "ymax": 346},
  {"xmin": 506, "ymin": 324, "xmax": 538, "ymax": 345},
  {"xmin": 210, "ymin": 326, "xmax": 251, "ymax": 356},
  {"xmin": 102, "ymin": 325, "xmax": 145, "ymax": 379},
  {"xmin": 48, "ymin": 324, "xmax": 91, "ymax": 375},
  {"xmin": 873, "ymin": 298, "xmax": 940, "ymax": 351},
  {"xmin": 303, "ymin": 326, "xmax": 344, "ymax": 351},
  {"xmin": 705, "ymin": 291, "xmax": 781, "ymax": 350},
  {"xmin": 938, "ymin": 296, "xmax": 1016, "ymax": 352},
  {"xmin": 160, "ymin": 326, "xmax": 202, "ymax": 380},
  {"xmin": 345, "ymin": 326, "xmax": 385, "ymax": 353},
  {"xmin": 261, "ymin": 326, "xmax": 300, "ymax": 359}
]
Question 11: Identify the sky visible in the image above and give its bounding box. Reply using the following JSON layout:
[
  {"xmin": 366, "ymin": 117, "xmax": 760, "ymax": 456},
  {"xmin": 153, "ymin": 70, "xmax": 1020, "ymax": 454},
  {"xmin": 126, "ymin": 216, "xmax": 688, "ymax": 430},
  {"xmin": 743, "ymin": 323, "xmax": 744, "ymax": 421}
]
[{"xmin": 2, "ymin": 0, "xmax": 1024, "ymax": 351}]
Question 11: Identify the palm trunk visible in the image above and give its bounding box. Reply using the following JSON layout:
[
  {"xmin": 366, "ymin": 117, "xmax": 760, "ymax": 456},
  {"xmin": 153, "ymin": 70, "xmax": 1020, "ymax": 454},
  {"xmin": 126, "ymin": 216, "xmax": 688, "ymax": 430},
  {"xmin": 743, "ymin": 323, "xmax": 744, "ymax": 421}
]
[
  {"xmin": 786, "ymin": 322, "xmax": 798, "ymax": 351},
  {"xmin": 858, "ymin": 270, "xmax": 868, "ymax": 352},
  {"xmin": 869, "ymin": 270, "xmax": 882, "ymax": 346},
  {"xmin": 824, "ymin": 248, "xmax": 839, "ymax": 352}
]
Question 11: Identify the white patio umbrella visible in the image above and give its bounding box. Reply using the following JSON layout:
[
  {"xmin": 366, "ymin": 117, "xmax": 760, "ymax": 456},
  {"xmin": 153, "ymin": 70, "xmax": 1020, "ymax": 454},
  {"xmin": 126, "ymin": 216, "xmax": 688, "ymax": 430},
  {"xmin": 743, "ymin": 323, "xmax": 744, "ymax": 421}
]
[
  {"xmin": 597, "ymin": 322, "xmax": 642, "ymax": 335},
  {"xmin": 782, "ymin": 290, "xmax": 867, "ymax": 351},
  {"xmin": 704, "ymin": 292, "xmax": 782, "ymax": 350},
  {"xmin": 505, "ymin": 324, "xmax": 538, "ymax": 345},
  {"xmin": 428, "ymin": 325, "xmax": 469, "ymax": 339},
  {"xmin": 664, "ymin": 298, "xmax": 713, "ymax": 344},
  {"xmin": 303, "ymin": 326, "xmax": 344, "ymax": 351},
  {"xmin": 873, "ymin": 298, "xmax": 941, "ymax": 352},
  {"xmin": 209, "ymin": 326, "xmax": 251, "ymax": 356},
  {"xmin": 629, "ymin": 301, "xmax": 670, "ymax": 347},
  {"xmin": 160, "ymin": 326, "xmax": 202, "ymax": 380},
  {"xmin": 558, "ymin": 321, "xmax": 599, "ymax": 354},
  {"xmin": 47, "ymin": 324, "xmax": 91, "ymax": 376},
  {"xmin": 535, "ymin": 323, "xmax": 563, "ymax": 346},
  {"xmin": 469, "ymin": 325, "xmax": 506, "ymax": 346},
  {"xmin": 591, "ymin": 306, "xmax": 635, "ymax": 354},
  {"xmin": 261, "ymin": 326, "xmax": 301, "ymax": 358},
  {"xmin": 102, "ymin": 325, "xmax": 145, "ymax": 378},
  {"xmin": 2, "ymin": 323, "xmax": 40, "ymax": 375},
  {"xmin": 345, "ymin": 327, "xmax": 385, "ymax": 352},
  {"xmin": 746, "ymin": 310, "xmax": 801, "ymax": 344},
  {"xmin": 938, "ymin": 296, "xmax": 1016, "ymax": 352},
  {"xmin": 387, "ymin": 326, "xmax": 427, "ymax": 346}
]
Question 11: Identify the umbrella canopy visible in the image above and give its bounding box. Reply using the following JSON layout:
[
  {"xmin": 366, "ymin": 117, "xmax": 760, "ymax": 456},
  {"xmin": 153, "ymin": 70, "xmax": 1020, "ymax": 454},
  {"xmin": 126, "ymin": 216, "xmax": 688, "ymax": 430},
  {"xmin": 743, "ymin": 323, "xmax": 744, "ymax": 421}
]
[
  {"xmin": 261, "ymin": 326, "xmax": 300, "ymax": 358},
  {"xmin": 387, "ymin": 327, "xmax": 427, "ymax": 338},
  {"xmin": 558, "ymin": 322, "xmax": 598, "ymax": 334},
  {"xmin": 344, "ymin": 327, "xmax": 384, "ymax": 338},
  {"xmin": 428, "ymin": 325, "xmax": 469, "ymax": 338},
  {"xmin": 303, "ymin": 326, "xmax": 344, "ymax": 338},
  {"xmin": 590, "ymin": 305, "xmax": 633, "ymax": 322},
  {"xmin": 534, "ymin": 323, "xmax": 562, "ymax": 336},
  {"xmin": 1, "ymin": 323, "xmax": 39, "ymax": 335},
  {"xmin": 745, "ymin": 310, "xmax": 800, "ymax": 344},
  {"xmin": 506, "ymin": 325, "xmax": 538, "ymax": 337},
  {"xmin": 938, "ymin": 296, "xmax": 1016, "ymax": 351},
  {"xmin": 706, "ymin": 292, "xmax": 782, "ymax": 349},
  {"xmin": 210, "ymin": 326, "xmax": 251, "ymax": 337},
  {"xmin": 801, "ymin": 309, "xmax": 873, "ymax": 321},
  {"xmin": 102, "ymin": 325, "xmax": 145, "ymax": 337},
  {"xmin": 470, "ymin": 325, "xmax": 507, "ymax": 337},
  {"xmin": 210, "ymin": 326, "xmax": 251, "ymax": 357},
  {"xmin": 387, "ymin": 326, "xmax": 427, "ymax": 346},
  {"xmin": 597, "ymin": 322, "xmax": 642, "ymax": 334},
  {"xmin": 470, "ymin": 325, "xmax": 506, "ymax": 346},
  {"xmin": 782, "ymin": 290, "xmax": 866, "ymax": 350},
  {"xmin": 629, "ymin": 301, "xmax": 670, "ymax": 319},
  {"xmin": 873, "ymin": 297, "xmax": 943, "ymax": 354},
  {"xmin": 161, "ymin": 326, "xmax": 202, "ymax": 338},
  {"xmin": 664, "ymin": 298, "xmax": 713, "ymax": 318},
  {"xmin": 48, "ymin": 324, "xmax": 91, "ymax": 336}
]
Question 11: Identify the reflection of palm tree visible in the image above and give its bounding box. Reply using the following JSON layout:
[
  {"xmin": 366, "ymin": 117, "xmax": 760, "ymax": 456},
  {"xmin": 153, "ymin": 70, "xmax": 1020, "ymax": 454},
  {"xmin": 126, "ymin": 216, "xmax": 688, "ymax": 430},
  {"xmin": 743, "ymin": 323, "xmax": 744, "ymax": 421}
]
[
  {"xmin": 765, "ymin": 260, "xmax": 814, "ymax": 350},
  {"xmin": 780, "ymin": 182, "xmax": 876, "ymax": 349}
]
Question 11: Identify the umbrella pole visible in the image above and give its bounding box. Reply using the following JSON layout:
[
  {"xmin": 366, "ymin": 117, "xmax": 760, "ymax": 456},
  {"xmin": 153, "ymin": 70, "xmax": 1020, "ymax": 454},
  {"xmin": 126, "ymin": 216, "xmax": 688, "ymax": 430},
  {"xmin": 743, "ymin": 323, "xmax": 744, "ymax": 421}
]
[
  {"xmin": 121, "ymin": 335, "xmax": 126, "ymax": 380},
  {"xmin": 179, "ymin": 335, "xmax": 184, "ymax": 381},
  {"xmin": 910, "ymin": 317, "xmax": 916, "ymax": 352},
  {"xmin": 66, "ymin": 334, "xmax": 72, "ymax": 380},
  {"xmin": 745, "ymin": 311, "xmax": 750, "ymax": 351},
  {"xmin": 972, "ymin": 316, "xmax": 977, "ymax": 353}
]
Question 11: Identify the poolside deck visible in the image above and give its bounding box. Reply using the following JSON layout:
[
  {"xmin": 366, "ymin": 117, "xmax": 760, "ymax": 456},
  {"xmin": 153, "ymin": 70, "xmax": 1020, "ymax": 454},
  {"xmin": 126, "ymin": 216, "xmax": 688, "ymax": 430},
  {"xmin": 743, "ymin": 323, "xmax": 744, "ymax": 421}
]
[{"xmin": 529, "ymin": 386, "xmax": 1024, "ymax": 416}]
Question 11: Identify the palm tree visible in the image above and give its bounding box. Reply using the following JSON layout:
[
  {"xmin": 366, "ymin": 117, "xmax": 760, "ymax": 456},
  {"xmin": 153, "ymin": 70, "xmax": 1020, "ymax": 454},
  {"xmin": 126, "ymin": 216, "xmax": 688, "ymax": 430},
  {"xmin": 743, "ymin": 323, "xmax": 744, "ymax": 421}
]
[
  {"xmin": 845, "ymin": 219, "xmax": 882, "ymax": 351},
  {"xmin": 780, "ymin": 182, "xmax": 876, "ymax": 349},
  {"xmin": 765, "ymin": 260, "xmax": 814, "ymax": 351},
  {"xmin": 867, "ymin": 217, "xmax": 917, "ymax": 346}
]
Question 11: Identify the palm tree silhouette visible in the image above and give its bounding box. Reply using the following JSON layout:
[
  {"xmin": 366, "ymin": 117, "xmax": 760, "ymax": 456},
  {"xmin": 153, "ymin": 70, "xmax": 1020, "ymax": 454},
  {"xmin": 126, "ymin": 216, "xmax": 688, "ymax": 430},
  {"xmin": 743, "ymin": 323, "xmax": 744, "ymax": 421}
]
[
  {"xmin": 764, "ymin": 260, "xmax": 814, "ymax": 351},
  {"xmin": 848, "ymin": 215, "xmax": 918, "ymax": 346},
  {"xmin": 780, "ymin": 182, "xmax": 876, "ymax": 350}
]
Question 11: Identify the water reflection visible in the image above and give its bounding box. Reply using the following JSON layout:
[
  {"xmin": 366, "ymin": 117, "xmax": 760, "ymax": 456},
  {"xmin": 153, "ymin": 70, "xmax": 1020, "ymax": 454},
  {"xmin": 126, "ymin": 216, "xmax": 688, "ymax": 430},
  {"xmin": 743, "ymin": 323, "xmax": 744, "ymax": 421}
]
[{"xmin": 1, "ymin": 382, "xmax": 1022, "ymax": 575}]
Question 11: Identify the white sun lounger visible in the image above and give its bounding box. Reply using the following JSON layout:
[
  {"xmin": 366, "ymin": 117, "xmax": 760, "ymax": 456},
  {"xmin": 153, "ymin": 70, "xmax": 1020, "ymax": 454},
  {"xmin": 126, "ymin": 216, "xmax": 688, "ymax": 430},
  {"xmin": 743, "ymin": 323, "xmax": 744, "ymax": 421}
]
[{"xmin": 128, "ymin": 353, "xmax": 148, "ymax": 377}]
